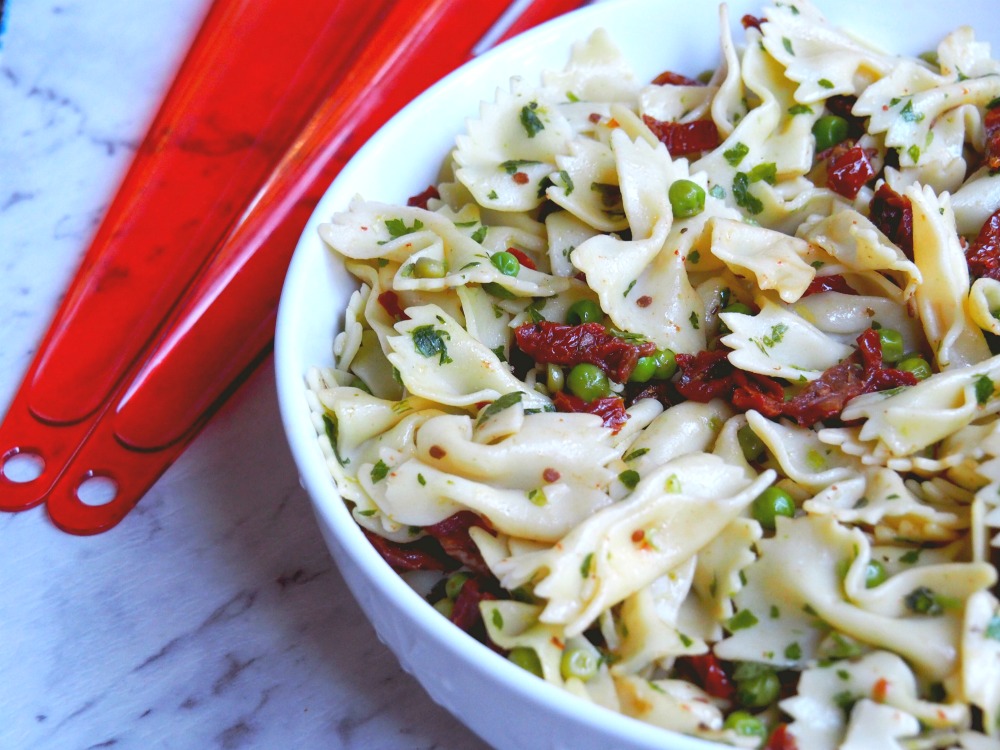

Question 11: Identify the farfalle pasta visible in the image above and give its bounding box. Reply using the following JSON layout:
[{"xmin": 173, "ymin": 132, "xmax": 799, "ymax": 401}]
[{"xmin": 307, "ymin": 2, "xmax": 1000, "ymax": 747}]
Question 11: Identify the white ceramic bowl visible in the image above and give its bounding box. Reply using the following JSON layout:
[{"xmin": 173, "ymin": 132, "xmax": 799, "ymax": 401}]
[{"xmin": 275, "ymin": 1, "xmax": 999, "ymax": 747}]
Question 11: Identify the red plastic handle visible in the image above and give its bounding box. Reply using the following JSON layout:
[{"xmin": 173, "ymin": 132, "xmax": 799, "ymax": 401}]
[{"xmin": 0, "ymin": 0, "xmax": 394, "ymax": 510}]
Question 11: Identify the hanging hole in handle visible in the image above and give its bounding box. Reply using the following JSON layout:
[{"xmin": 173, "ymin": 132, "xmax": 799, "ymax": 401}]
[
  {"xmin": 76, "ymin": 473, "xmax": 119, "ymax": 507},
  {"xmin": 2, "ymin": 448, "xmax": 46, "ymax": 483}
]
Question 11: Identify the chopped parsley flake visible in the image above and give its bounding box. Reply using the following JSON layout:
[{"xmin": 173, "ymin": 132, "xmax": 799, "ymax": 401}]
[
  {"xmin": 727, "ymin": 609, "xmax": 759, "ymax": 632},
  {"xmin": 417, "ymin": 474, "xmax": 426, "ymax": 486},
  {"xmin": 782, "ymin": 37, "xmax": 794, "ymax": 55},
  {"xmin": 907, "ymin": 144, "xmax": 921, "ymax": 163},
  {"xmin": 733, "ymin": 172, "xmax": 764, "ymax": 215},
  {"xmin": 618, "ymin": 470, "xmax": 640, "ymax": 489},
  {"xmin": 500, "ymin": 159, "xmax": 542, "ymax": 174},
  {"xmin": 748, "ymin": 162, "xmax": 777, "ymax": 185},
  {"xmin": 624, "ymin": 279, "xmax": 637, "ymax": 298},
  {"xmin": 664, "ymin": 474, "xmax": 682, "ymax": 493},
  {"xmin": 623, "ymin": 448, "xmax": 649, "ymax": 462},
  {"xmin": 520, "ymin": 102, "xmax": 545, "ymax": 137},
  {"xmin": 900, "ymin": 549, "xmax": 921, "ymax": 564},
  {"xmin": 477, "ymin": 392, "xmax": 524, "ymax": 425},
  {"xmin": 487, "ymin": 189, "xmax": 498, "ymax": 200},
  {"xmin": 689, "ymin": 311, "xmax": 700, "ymax": 329},
  {"xmin": 412, "ymin": 324, "xmax": 453, "ymax": 364},
  {"xmin": 688, "ymin": 250, "xmax": 701, "ymax": 264},
  {"xmin": 752, "ymin": 323, "xmax": 789, "ymax": 354},
  {"xmin": 492, "ymin": 609, "xmax": 504, "ymax": 629},
  {"xmin": 785, "ymin": 642, "xmax": 802, "ymax": 660},
  {"xmin": 580, "ymin": 552, "xmax": 594, "ymax": 578},
  {"xmin": 559, "ymin": 170, "xmax": 574, "ymax": 195},
  {"xmin": 975, "ymin": 374, "xmax": 995, "ymax": 404},
  {"xmin": 788, "ymin": 104, "xmax": 813, "ymax": 115},
  {"xmin": 471, "ymin": 225, "xmax": 488, "ymax": 243},
  {"xmin": 899, "ymin": 99, "xmax": 925, "ymax": 123},
  {"xmin": 371, "ymin": 460, "xmax": 389, "ymax": 482},
  {"xmin": 709, "ymin": 184, "xmax": 726, "ymax": 199},
  {"xmin": 724, "ymin": 142, "xmax": 750, "ymax": 167},
  {"xmin": 818, "ymin": 78, "xmax": 835, "ymax": 89},
  {"xmin": 385, "ymin": 217, "xmax": 424, "ymax": 239},
  {"xmin": 528, "ymin": 488, "xmax": 548, "ymax": 506}
]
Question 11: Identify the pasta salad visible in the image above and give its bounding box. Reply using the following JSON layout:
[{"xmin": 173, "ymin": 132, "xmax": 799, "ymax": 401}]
[{"xmin": 306, "ymin": 2, "xmax": 1000, "ymax": 747}]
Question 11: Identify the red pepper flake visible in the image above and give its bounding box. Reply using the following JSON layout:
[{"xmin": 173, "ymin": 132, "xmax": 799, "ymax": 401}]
[
  {"xmin": 869, "ymin": 183, "xmax": 913, "ymax": 259},
  {"xmin": 552, "ymin": 391, "xmax": 628, "ymax": 433},
  {"xmin": 362, "ymin": 529, "xmax": 456, "ymax": 572},
  {"xmin": 542, "ymin": 467, "xmax": 560, "ymax": 483},
  {"xmin": 378, "ymin": 290, "xmax": 409, "ymax": 321},
  {"xmin": 512, "ymin": 171, "xmax": 530, "ymax": 185},
  {"xmin": 406, "ymin": 185, "xmax": 440, "ymax": 209},
  {"xmin": 551, "ymin": 636, "xmax": 565, "ymax": 649},
  {"xmin": 506, "ymin": 247, "xmax": 537, "ymax": 270},
  {"xmin": 764, "ymin": 724, "xmax": 799, "ymax": 750},
  {"xmin": 636, "ymin": 295, "xmax": 653, "ymax": 308},
  {"xmin": 642, "ymin": 115, "xmax": 721, "ymax": 157},
  {"xmin": 965, "ymin": 207, "xmax": 1000, "ymax": 281},
  {"xmin": 741, "ymin": 14, "xmax": 765, "ymax": 30},
  {"xmin": 803, "ymin": 274, "xmax": 857, "ymax": 296},
  {"xmin": 985, "ymin": 107, "xmax": 1000, "ymax": 171},
  {"xmin": 872, "ymin": 677, "xmax": 890, "ymax": 703},
  {"xmin": 676, "ymin": 654, "xmax": 735, "ymax": 700},
  {"xmin": 429, "ymin": 445, "xmax": 446, "ymax": 459},
  {"xmin": 827, "ymin": 145, "xmax": 875, "ymax": 199},
  {"xmin": 652, "ymin": 70, "xmax": 704, "ymax": 87},
  {"xmin": 588, "ymin": 112, "xmax": 603, "ymax": 124},
  {"xmin": 514, "ymin": 321, "xmax": 656, "ymax": 383},
  {"xmin": 631, "ymin": 529, "xmax": 645, "ymax": 543},
  {"xmin": 425, "ymin": 511, "xmax": 495, "ymax": 574}
]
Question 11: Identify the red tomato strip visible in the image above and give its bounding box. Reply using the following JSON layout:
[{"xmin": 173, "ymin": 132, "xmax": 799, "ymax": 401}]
[
  {"xmin": 803, "ymin": 274, "xmax": 857, "ymax": 296},
  {"xmin": 425, "ymin": 511, "xmax": 494, "ymax": 575},
  {"xmin": 378, "ymin": 290, "xmax": 408, "ymax": 320},
  {"xmin": 765, "ymin": 724, "xmax": 800, "ymax": 750},
  {"xmin": 986, "ymin": 107, "xmax": 1000, "ymax": 171},
  {"xmin": 506, "ymin": 247, "xmax": 537, "ymax": 270},
  {"xmin": 552, "ymin": 391, "xmax": 629, "ymax": 433},
  {"xmin": 641, "ymin": 115, "xmax": 721, "ymax": 157},
  {"xmin": 652, "ymin": 71, "xmax": 704, "ymax": 87},
  {"xmin": 514, "ymin": 322, "xmax": 656, "ymax": 383},
  {"xmin": 827, "ymin": 145, "xmax": 874, "ymax": 198},
  {"xmin": 676, "ymin": 654, "xmax": 735, "ymax": 700},
  {"xmin": 869, "ymin": 183, "xmax": 913, "ymax": 259},
  {"xmin": 362, "ymin": 529, "xmax": 457, "ymax": 572},
  {"xmin": 965, "ymin": 207, "xmax": 1000, "ymax": 281},
  {"xmin": 407, "ymin": 185, "xmax": 440, "ymax": 209},
  {"xmin": 450, "ymin": 575, "xmax": 497, "ymax": 632}
]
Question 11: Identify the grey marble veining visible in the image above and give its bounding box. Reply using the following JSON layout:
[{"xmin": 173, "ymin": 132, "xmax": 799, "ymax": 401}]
[{"xmin": 0, "ymin": 1, "xmax": 488, "ymax": 747}]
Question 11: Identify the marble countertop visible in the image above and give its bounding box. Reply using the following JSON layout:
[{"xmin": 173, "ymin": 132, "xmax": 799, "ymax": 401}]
[{"xmin": 0, "ymin": 1, "xmax": 489, "ymax": 747}]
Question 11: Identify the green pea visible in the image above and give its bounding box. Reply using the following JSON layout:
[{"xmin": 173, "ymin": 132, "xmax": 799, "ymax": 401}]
[
  {"xmin": 560, "ymin": 647, "xmax": 599, "ymax": 682},
  {"xmin": 490, "ymin": 251, "xmax": 521, "ymax": 277},
  {"xmin": 735, "ymin": 667, "xmax": 781, "ymax": 708},
  {"xmin": 629, "ymin": 356, "xmax": 657, "ymax": 383},
  {"xmin": 737, "ymin": 424, "xmax": 765, "ymax": 463},
  {"xmin": 414, "ymin": 257, "xmax": 447, "ymax": 278},
  {"xmin": 445, "ymin": 571, "xmax": 472, "ymax": 600},
  {"xmin": 812, "ymin": 114, "xmax": 849, "ymax": 152},
  {"xmin": 877, "ymin": 328, "xmax": 905, "ymax": 363},
  {"xmin": 722, "ymin": 302, "xmax": 753, "ymax": 316},
  {"xmin": 652, "ymin": 349, "xmax": 678, "ymax": 380},
  {"xmin": 546, "ymin": 363, "xmax": 565, "ymax": 393},
  {"xmin": 566, "ymin": 299, "xmax": 603, "ymax": 325},
  {"xmin": 898, "ymin": 356, "xmax": 931, "ymax": 380},
  {"xmin": 865, "ymin": 559, "xmax": 888, "ymax": 589},
  {"xmin": 508, "ymin": 646, "xmax": 543, "ymax": 677},
  {"xmin": 567, "ymin": 363, "xmax": 611, "ymax": 402},
  {"xmin": 752, "ymin": 486, "xmax": 796, "ymax": 530},
  {"xmin": 723, "ymin": 710, "xmax": 767, "ymax": 739},
  {"xmin": 668, "ymin": 179, "xmax": 707, "ymax": 218}
]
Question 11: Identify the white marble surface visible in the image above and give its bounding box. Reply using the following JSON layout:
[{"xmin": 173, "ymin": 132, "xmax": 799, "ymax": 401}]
[{"xmin": 0, "ymin": 1, "xmax": 489, "ymax": 747}]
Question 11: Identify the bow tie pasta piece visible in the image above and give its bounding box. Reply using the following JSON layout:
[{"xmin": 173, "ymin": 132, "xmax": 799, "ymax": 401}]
[
  {"xmin": 540, "ymin": 28, "xmax": 639, "ymax": 106},
  {"xmin": 962, "ymin": 591, "xmax": 1000, "ymax": 734},
  {"xmin": 709, "ymin": 218, "xmax": 816, "ymax": 302},
  {"xmin": 453, "ymin": 79, "xmax": 574, "ymax": 213},
  {"xmin": 493, "ymin": 454, "xmax": 775, "ymax": 637},
  {"xmin": 937, "ymin": 26, "xmax": 1000, "ymax": 80},
  {"xmin": 951, "ymin": 167, "xmax": 1000, "ymax": 237},
  {"xmin": 546, "ymin": 138, "xmax": 627, "ymax": 233},
  {"xmin": 781, "ymin": 651, "xmax": 970, "ymax": 750},
  {"xmin": 386, "ymin": 304, "xmax": 551, "ymax": 411},
  {"xmin": 692, "ymin": 516, "xmax": 762, "ymax": 622},
  {"xmin": 790, "ymin": 291, "xmax": 924, "ymax": 351},
  {"xmin": 720, "ymin": 298, "xmax": 853, "ymax": 381},
  {"xmin": 613, "ymin": 675, "xmax": 725, "ymax": 737},
  {"xmin": 908, "ymin": 184, "xmax": 992, "ymax": 369}
]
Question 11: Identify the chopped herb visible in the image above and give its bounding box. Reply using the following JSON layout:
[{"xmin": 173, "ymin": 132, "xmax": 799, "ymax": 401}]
[
  {"xmin": 904, "ymin": 586, "xmax": 945, "ymax": 616},
  {"xmin": 899, "ymin": 99, "xmax": 925, "ymax": 123},
  {"xmin": 899, "ymin": 549, "xmax": 921, "ymax": 564},
  {"xmin": 487, "ymin": 189, "xmax": 498, "ymax": 200},
  {"xmin": 724, "ymin": 142, "xmax": 750, "ymax": 167},
  {"xmin": 385, "ymin": 217, "xmax": 424, "ymax": 239},
  {"xmin": 566, "ymin": 91, "xmax": 580, "ymax": 102},
  {"xmin": 618, "ymin": 470, "xmax": 640, "ymax": 489},
  {"xmin": 727, "ymin": 609, "xmax": 759, "ymax": 632},
  {"xmin": 520, "ymin": 102, "xmax": 545, "ymax": 137},
  {"xmin": 782, "ymin": 37, "xmax": 794, "ymax": 55},
  {"xmin": 623, "ymin": 447, "xmax": 649, "ymax": 462},
  {"xmin": 477, "ymin": 392, "xmax": 524, "ymax": 425},
  {"xmin": 357, "ymin": 509, "xmax": 377, "ymax": 516},
  {"xmin": 664, "ymin": 474, "xmax": 682, "ymax": 493},
  {"xmin": 785, "ymin": 642, "xmax": 802, "ymax": 660},
  {"xmin": 733, "ymin": 172, "xmax": 764, "ymax": 215},
  {"xmin": 371, "ymin": 460, "xmax": 390, "ymax": 483},
  {"xmin": 321, "ymin": 414, "xmax": 349, "ymax": 466},
  {"xmin": 417, "ymin": 474, "xmax": 426, "ymax": 486},
  {"xmin": 837, "ymin": 669, "xmax": 850, "ymax": 680},
  {"xmin": 818, "ymin": 78, "xmax": 835, "ymax": 89},
  {"xmin": 377, "ymin": 258, "xmax": 389, "ymax": 267},
  {"xmin": 688, "ymin": 250, "xmax": 701, "ymax": 264},
  {"xmin": 770, "ymin": 605, "xmax": 780, "ymax": 619},
  {"xmin": 491, "ymin": 345, "xmax": 507, "ymax": 362},
  {"xmin": 985, "ymin": 615, "xmax": 1000, "ymax": 641},
  {"xmin": 412, "ymin": 324, "xmax": 453, "ymax": 364},
  {"xmin": 580, "ymin": 552, "xmax": 594, "ymax": 578},
  {"xmin": 492, "ymin": 609, "xmax": 504, "ymax": 629},
  {"xmin": 500, "ymin": 159, "xmax": 542, "ymax": 174},
  {"xmin": 811, "ymin": 260, "xmax": 825, "ymax": 269},
  {"xmin": 623, "ymin": 279, "xmax": 637, "ymax": 298},
  {"xmin": 833, "ymin": 690, "xmax": 857, "ymax": 714},
  {"xmin": 975, "ymin": 374, "xmax": 995, "ymax": 404},
  {"xmin": 689, "ymin": 311, "xmax": 700, "ymax": 329},
  {"xmin": 987, "ymin": 96, "xmax": 1000, "ymax": 110},
  {"xmin": 528, "ymin": 488, "xmax": 548, "ymax": 506},
  {"xmin": 748, "ymin": 162, "xmax": 777, "ymax": 185},
  {"xmin": 679, "ymin": 633, "xmax": 693, "ymax": 648},
  {"xmin": 559, "ymin": 170, "xmax": 574, "ymax": 195},
  {"xmin": 788, "ymin": 104, "xmax": 813, "ymax": 115},
  {"xmin": 471, "ymin": 225, "xmax": 488, "ymax": 243},
  {"xmin": 752, "ymin": 323, "xmax": 789, "ymax": 354},
  {"xmin": 459, "ymin": 260, "xmax": 481, "ymax": 271},
  {"xmin": 907, "ymin": 144, "xmax": 921, "ymax": 163}
]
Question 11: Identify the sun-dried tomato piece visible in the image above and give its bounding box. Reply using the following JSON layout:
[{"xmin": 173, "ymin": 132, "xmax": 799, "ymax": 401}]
[
  {"xmin": 741, "ymin": 14, "xmax": 765, "ymax": 30},
  {"xmin": 764, "ymin": 724, "xmax": 799, "ymax": 750},
  {"xmin": 506, "ymin": 247, "xmax": 537, "ymax": 270},
  {"xmin": 425, "ymin": 511, "xmax": 494, "ymax": 574},
  {"xmin": 965, "ymin": 207, "xmax": 1000, "ymax": 281},
  {"xmin": 674, "ymin": 349, "xmax": 735, "ymax": 402},
  {"xmin": 803, "ymin": 274, "xmax": 858, "ymax": 296},
  {"xmin": 732, "ymin": 369, "xmax": 785, "ymax": 418},
  {"xmin": 378, "ymin": 290, "xmax": 408, "ymax": 320},
  {"xmin": 624, "ymin": 381, "xmax": 673, "ymax": 409},
  {"xmin": 406, "ymin": 185, "xmax": 440, "ymax": 209},
  {"xmin": 676, "ymin": 654, "xmax": 735, "ymax": 700},
  {"xmin": 552, "ymin": 390, "xmax": 629, "ymax": 433},
  {"xmin": 652, "ymin": 70, "xmax": 704, "ymax": 87},
  {"xmin": 514, "ymin": 322, "xmax": 656, "ymax": 383},
  {"xmin": 827, "ymin": 145, "xmax": 874, "ymax": 198},
  {"xmin": 869, "ymin": 182, "xmax": 913, "ymax": 259},
  {"xmin": 363, "ymin": 529, "xmax": 457, "ymax": 572},
  {"xmin": 642, "ymin": 115, "xmax": 721, "ymax": 156},
  {"xmin": 450, "ymin": 575, "xmax": 498, "ymax": 632},
  {"xmin": 985, "ymin": 107, "xmax": 1000, "ymax": 171}
]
